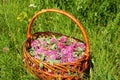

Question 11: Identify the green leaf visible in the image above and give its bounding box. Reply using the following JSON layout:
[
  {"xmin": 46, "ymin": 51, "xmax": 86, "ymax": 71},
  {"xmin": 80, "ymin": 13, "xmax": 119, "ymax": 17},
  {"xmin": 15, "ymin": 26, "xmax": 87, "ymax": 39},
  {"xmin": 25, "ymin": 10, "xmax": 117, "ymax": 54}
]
[
  {"xmin": 54, "ymin": 60, "xmax": 60, "ymax": 64},
  {"xmin": 39, "ymin": 63, "xmax": 44, "ymax": 69},
  {"xmin": 40, "ymin": 54, "xmax": 45, "ymax": 61},
  {"xmin": 78, "ymin": 47, "xmax": 82, "ymax": 52},
  {"xmin": 49, "ymin": 60, "xmax": 54, "ymax": 65},
  {"xmin": 29, "ymin": 47, "xmax": 35, "ymax": 56},
  {"xmin": 65, "ymin": 41, "xmax": 70, "ymax": 45},
  {"xmin": 51, "ymin": 44, "xmax": 57, "ymax": 49},
  {"xmin": 79, "ymin": 73, "xmax": 84, "ymax": 79},
  {"xmin": 73, "ymin": 52, "xmax": 79, "ymax": 57},
  {"xmin": 47, "ymin": 39, "xmax": 51, "ymax": 44},
  {"xmin": 73, "ymin": 72, "xmax": 78, "ymax": 76},
  {"xmin": 68, "ymin": 70, "xmax": 71, "ymax": 76}
]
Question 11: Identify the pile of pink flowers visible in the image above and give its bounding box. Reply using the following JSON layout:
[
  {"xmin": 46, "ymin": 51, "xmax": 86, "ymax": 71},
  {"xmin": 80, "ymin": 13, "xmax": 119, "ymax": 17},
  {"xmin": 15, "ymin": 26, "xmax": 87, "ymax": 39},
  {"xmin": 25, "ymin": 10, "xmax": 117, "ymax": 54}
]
[{"xmin": 29, "ymin": 35, "xmax": 85, "ymax": 64}]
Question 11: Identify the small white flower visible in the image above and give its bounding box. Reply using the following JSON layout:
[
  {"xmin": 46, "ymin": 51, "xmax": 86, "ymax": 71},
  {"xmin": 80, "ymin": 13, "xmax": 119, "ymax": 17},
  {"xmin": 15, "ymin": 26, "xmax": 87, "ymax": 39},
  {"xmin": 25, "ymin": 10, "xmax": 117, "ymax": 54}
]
[{"xmin": 29, "ymin": 4, "xmax": 37, "ymax": 8}]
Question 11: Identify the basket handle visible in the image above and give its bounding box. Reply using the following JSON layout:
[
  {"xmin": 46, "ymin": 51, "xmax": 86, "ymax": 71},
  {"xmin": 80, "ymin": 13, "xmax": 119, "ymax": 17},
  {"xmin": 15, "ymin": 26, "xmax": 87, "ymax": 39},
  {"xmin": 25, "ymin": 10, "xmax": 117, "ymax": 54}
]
[{"xmin": 27, "ymin": 9, "xmax": 90, "ymax": 59}]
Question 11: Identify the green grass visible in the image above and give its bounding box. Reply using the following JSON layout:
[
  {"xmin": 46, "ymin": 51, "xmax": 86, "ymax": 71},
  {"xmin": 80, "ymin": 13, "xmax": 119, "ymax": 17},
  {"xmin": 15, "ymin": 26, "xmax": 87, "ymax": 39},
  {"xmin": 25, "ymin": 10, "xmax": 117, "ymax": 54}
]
[{"xmin": 0, "ymin": 0, "xmax": 120, "ymax": 80}]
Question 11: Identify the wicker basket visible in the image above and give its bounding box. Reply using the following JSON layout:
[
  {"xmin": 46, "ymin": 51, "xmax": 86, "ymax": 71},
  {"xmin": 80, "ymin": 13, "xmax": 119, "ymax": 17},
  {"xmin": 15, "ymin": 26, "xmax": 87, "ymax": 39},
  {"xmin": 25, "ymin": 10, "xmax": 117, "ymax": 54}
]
[{"xmin": 24, "ymin": 9, "xmax": 90, "ymax": 80}]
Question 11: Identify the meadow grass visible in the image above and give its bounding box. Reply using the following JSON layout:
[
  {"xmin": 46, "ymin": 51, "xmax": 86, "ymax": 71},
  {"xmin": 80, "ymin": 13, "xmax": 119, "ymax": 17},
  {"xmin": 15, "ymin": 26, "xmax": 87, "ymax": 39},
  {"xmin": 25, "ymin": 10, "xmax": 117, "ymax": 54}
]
[{"xmin": 0, "ymin": 0, "xmax": 120, "ymax": 80}]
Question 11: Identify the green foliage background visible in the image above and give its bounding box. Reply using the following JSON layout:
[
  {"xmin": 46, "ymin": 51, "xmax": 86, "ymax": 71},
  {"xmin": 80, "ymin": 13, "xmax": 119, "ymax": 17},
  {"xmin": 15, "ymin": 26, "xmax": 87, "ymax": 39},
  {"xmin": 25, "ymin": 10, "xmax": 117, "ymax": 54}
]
[{"xmin": 0, "ymin": 0, "xmax": 120, "ymax": 80}]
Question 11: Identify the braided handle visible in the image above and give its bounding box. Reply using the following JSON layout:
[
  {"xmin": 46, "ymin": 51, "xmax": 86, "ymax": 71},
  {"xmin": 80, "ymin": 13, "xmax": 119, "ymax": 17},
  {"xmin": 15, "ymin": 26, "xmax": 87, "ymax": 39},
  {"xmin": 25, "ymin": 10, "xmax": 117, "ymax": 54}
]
[{"xmin": 27, "ymin": 9, "xmax": 90, "ymax": 58}]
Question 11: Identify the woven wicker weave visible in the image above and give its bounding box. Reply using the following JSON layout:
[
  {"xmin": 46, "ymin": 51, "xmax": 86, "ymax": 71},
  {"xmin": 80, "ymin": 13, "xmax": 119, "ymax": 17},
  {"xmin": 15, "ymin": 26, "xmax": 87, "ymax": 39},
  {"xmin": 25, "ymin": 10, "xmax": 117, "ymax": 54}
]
[{"xmin": 24, "ymin": 9, "xmax": 90, "ymax": 80}]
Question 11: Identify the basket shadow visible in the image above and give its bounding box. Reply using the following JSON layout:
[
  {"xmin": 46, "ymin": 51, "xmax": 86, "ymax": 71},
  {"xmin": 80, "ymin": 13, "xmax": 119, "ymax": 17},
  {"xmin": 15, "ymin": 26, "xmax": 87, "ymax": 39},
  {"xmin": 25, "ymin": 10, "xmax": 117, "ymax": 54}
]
[{"xmin": 84, "ymin": 58, "xmax": 94, "ymax": 79}]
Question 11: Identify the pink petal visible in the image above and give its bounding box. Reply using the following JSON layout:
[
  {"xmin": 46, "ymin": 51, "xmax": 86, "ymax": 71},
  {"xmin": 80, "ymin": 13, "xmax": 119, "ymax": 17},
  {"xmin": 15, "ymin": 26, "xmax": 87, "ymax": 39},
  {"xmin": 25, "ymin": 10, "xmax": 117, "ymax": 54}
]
[
  {"xmin": 77, "ymin": 43, "xmax": 85, "ymax": 50},
  {"xmin": 57, "ymin": 42, "xmax": 65, "ymax": 50},
  {"xmin": 37, "ymin": 47, "xmax": 44, "ymax": 54},
  {"xmin": 34, "ymin": 55, "xmax": 39, "ymax": 59},
  {"xmin": 59, "ymin": 36, "xmax": 67, "ymax": 43},
  {"xmin": 51, "ymin": 37, "xmax": 57, "ymax": 43}
]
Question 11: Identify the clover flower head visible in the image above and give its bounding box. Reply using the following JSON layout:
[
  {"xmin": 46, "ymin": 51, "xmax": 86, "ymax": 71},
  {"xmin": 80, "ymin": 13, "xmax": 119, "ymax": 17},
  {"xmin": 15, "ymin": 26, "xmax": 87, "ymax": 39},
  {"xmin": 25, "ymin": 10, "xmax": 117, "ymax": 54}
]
[
  {"xmin": 31, "ymin": 40, "xmax": 40, "ymax": 47},
  {"xmin": 77, "ymin": 43, "xmax": 85, "ymax": 50},
  {"xmin": 51, "ymin": 37, "xmax": 57, "ymax": 43},
  {"xmin": 59, "ymin": 36, "xmax": 67, "ymax": 43},
  {"xmin": 36, "ymin": 47, "xmax": 44, "ymax": 54},
  {"xmin": 61, "ymin": 48, "xmax": 75, "ymax": 63},
  {"xmin": 45, "ymin": 50, "xmax": 58, "ymax": 61},
  {"xmin": 57, "ymin": 42, "xmax": 65, "ymax": 50},
  {"xmin": 35, "ymin": 55, "xmax": 40, "ymax": 59}
]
